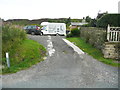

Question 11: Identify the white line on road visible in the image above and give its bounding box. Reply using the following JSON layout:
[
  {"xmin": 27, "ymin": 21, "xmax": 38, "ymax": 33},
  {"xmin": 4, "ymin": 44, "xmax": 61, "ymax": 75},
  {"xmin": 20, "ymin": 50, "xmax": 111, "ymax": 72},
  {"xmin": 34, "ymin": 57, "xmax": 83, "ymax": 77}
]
[
  {"xmin": 62, "ymin": 38, "xmax": 84, "ymax": 55},
  {"xmin": 47, "ymin": 35, "xmax": 55, "ymax": 56}
]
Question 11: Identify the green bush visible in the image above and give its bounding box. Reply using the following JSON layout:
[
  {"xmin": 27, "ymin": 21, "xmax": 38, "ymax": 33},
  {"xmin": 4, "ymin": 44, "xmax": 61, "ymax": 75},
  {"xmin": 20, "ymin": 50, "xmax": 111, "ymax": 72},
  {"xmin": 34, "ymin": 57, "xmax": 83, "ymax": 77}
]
[
  {"xmin": 71, "ymin": 28, "xmax": 80, "ymax": 36},
  {"xmin": 2, "ymin": 25, "xmax": 27, "ymax": 58},
  {"xmin": 66, "ymin": 33, "xmax": 73, "ymax": 37},
  {"xmin": 67, "ymin": 28, "xmax": 80, "ymax": 37}
]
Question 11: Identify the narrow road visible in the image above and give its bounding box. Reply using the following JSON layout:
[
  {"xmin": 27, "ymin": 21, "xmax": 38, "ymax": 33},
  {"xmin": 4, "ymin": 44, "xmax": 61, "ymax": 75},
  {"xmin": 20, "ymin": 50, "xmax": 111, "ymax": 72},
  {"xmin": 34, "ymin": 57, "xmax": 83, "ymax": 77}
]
[{"xmin": 2, "ymin": 35, "xmax": 118, "ymax": 88}]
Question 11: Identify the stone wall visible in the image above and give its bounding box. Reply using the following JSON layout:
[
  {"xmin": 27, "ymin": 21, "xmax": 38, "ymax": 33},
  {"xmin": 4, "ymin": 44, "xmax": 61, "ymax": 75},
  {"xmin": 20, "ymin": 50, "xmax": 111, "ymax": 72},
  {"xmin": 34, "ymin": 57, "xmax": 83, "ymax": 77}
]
[
  {"xmin": 80, "ymin": 27, "xmax": 120, "ymax": 60},
  {"xmin": 102, "ymin": 42, "xmax": 120, "ymax": 59},
  {"xmin": 80, "ymin": 27, "xmax": 106, "ymax": 50}
]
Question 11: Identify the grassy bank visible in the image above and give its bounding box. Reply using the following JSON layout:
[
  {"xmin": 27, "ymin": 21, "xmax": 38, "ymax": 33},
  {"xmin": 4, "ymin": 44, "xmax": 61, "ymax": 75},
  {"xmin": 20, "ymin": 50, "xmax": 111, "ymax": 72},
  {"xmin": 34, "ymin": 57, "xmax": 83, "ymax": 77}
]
[
  {"xmin": 2, "ymin": 25, "xmax": 46, "ymax": 74},
  {"xmin": 2, "ymin": 39, "xmax": 46, "ymax": 74},
  {"xmin": 67, "ymin": 37, "xmax": 119, "ymax": 67}
]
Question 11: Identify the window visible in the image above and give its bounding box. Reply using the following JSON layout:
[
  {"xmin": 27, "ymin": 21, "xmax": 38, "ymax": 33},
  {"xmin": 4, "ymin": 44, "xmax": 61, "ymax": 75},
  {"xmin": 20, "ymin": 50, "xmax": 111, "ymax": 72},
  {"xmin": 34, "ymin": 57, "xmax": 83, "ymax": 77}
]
[
  {"xmin": 60, "ymin": 26, "xmax": 63, "ymax": 31},
  {"xmin": 27, "ymin": 26, "xmax": 32, "ymax": 29}
]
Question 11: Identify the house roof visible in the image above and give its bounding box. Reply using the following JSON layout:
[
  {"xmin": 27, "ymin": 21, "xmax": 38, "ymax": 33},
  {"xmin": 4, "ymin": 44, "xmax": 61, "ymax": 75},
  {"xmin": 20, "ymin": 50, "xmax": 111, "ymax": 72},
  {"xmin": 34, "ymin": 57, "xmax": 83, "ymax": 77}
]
[{"xmin": 71, "ymin": 22, "xmax": 88, "ymax": 26}]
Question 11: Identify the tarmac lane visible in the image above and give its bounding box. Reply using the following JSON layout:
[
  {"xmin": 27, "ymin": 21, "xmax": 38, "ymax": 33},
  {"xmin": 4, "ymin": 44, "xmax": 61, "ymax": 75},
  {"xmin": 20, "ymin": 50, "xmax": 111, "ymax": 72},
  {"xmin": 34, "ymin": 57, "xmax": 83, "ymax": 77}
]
[{"xmin": 2, "ymin": 35, "xmax": 118, "ymax": 88}]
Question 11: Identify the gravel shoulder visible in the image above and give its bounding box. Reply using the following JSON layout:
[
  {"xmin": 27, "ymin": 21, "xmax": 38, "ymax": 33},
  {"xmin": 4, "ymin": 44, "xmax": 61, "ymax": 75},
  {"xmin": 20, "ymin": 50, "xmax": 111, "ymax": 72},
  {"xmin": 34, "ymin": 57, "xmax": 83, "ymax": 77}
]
[{"xmin": 2, "ymin": 35, "xmax": 118, "ymax": 88}]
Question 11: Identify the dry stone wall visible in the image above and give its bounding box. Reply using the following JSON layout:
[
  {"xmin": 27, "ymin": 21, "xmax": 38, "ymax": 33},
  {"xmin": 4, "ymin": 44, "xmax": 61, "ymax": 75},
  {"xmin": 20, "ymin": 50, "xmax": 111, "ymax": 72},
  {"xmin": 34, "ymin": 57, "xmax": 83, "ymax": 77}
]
[
  {"xmin": 80, "ymin": 27, "xmax": 120, "ymax": 60},
  {"xmin": 102, "ymin": 42, "xmax": 120, "ymax": 59},
  {"xmin": 80, "ymin": 27, "xmax": 106, "ymax": 50}
]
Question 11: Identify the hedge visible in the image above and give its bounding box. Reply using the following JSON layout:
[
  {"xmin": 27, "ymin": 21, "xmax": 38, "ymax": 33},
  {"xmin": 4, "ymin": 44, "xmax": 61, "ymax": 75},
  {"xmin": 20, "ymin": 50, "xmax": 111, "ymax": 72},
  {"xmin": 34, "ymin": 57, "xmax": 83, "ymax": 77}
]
[{"xmin": 96, "ymin": 14, "xmax": 120, "ymax": 28}]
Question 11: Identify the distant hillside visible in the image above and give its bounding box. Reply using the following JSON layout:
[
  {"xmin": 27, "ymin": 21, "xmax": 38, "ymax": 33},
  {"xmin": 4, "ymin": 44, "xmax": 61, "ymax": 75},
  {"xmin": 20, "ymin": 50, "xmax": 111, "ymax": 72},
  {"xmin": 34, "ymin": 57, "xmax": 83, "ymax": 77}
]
[{"xmin": 4, "ymin": 18, "xmax": 82, "ymax": 26}]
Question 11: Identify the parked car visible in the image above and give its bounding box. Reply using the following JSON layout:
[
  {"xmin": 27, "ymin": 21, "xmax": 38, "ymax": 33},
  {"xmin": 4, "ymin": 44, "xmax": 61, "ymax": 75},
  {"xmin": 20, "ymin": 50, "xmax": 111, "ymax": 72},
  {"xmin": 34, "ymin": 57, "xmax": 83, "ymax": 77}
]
[{"xmin": 23, "ymin": 25, "xmax": 41, "ymax": 35}]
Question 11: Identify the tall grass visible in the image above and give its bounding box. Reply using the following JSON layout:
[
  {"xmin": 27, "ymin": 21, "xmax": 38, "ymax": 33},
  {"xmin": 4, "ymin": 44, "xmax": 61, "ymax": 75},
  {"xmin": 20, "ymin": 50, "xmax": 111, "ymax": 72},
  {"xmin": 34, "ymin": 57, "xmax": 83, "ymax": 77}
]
[{"xmin": 2, "ymin": 24, "xmax": 26, "ymax": 58}]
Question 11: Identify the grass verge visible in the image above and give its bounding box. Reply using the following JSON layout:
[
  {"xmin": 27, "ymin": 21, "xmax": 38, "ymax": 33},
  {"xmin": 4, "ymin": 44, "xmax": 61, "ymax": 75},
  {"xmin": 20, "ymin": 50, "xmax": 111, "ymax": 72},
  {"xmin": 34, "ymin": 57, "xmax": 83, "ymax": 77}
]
[
  {"xmin": 2, "ymin": 39, "xmax": 46, "ymax": 74},
  {"xmin": 67, "ymin": 37, "xmax": 120, "ymax": 67}
]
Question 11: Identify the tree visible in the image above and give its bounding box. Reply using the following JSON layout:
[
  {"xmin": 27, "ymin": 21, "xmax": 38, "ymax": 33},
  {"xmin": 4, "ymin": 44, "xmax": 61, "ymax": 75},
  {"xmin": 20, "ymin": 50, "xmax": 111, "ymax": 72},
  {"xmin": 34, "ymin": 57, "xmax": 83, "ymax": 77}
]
[
  {"xmin": 96, "ymin": 11, "xmax": 108, "ymax": 19},
  {"xmin": 85, "ymin": 16, "xmax": 92, "ymax": 23},
  {"xmin": 89, "ymin": 19, "xmax": 97, "ymax": 27},
  {"xmin": 65, "ymin": 17, "xmax": 71, "ymax": 27}
]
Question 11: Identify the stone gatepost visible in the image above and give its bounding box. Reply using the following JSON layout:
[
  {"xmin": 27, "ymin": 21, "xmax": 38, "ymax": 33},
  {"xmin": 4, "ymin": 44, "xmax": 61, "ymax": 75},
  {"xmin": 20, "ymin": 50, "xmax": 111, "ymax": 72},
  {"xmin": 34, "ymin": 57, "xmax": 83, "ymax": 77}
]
[{"xmin": 102, "ymin": 42, "xmax": 120, "ymax": 60}]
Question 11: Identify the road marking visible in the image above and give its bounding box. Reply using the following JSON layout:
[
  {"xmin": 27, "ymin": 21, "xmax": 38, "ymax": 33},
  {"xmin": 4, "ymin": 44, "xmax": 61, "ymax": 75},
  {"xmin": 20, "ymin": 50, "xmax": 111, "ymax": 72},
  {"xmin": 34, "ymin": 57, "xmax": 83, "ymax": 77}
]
[
  {"xmin": 47, "ymin": 36, "xmax": 55, "ymax": 56},
  {"xmin": 62, "ymin": 38, "xmax": 84, "ymax": 55}
]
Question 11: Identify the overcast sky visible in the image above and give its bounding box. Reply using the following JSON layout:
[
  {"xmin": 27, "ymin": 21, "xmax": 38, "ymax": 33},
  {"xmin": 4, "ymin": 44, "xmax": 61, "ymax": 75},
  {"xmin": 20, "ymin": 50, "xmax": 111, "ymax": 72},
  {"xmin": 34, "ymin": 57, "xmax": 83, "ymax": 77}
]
[{"xmin": 0, "ymin": 0, "xmax": 119, "ymax": 20}]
